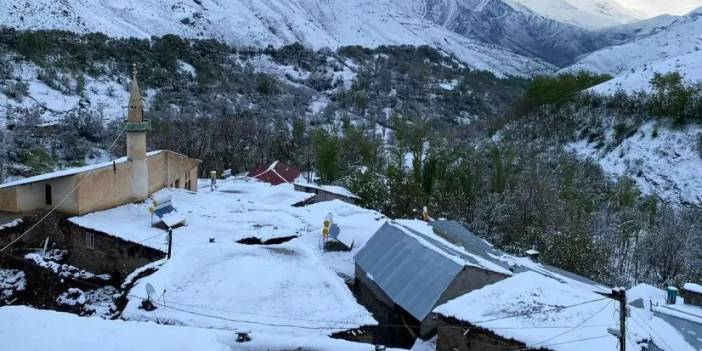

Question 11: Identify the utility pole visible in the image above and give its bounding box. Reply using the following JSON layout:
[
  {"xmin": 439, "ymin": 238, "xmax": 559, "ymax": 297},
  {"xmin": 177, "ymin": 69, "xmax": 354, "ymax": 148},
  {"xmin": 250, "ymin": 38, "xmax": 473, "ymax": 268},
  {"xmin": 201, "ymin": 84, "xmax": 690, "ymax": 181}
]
[
  {"xmin": 167, "ymin": 228, "xmax": 173, "ymax": 259},
  {"xmin": 600, "ymin": 288, "xmax": 626, "ymax": 351},
  {"xmin": 617, "ymin": 288, "xmax": 626, "ymax": 351}
]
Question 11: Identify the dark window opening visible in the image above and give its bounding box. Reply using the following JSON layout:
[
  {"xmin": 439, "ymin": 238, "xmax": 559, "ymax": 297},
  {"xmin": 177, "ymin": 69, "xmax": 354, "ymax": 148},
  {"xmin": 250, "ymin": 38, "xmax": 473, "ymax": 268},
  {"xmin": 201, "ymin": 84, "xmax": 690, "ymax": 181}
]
[
  {"xmin": 175, "ymin": 179, "xmax": 180, "ymax": 188},
  {"xmin": 45, "ymin": 184, "xmax": 52, "ymax": 205}
]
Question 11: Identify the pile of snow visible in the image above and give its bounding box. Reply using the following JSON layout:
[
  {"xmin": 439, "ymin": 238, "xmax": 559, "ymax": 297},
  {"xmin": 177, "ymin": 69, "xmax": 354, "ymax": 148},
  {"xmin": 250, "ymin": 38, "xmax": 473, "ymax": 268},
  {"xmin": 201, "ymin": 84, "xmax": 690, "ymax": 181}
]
[
  {"xmin": 56, "ymin": 288, "xmax": 87, "ymax": 307},
  {"xmin": 0, "ymin": 0, "xmax": 553, "ymax": 77},
  {"xmin": 0, "ymin": 269, "xmax": 26, "ymax": 302},
  {"xmin": 435, "ymin": 271, "xmax": 695, "ymax": 351},
  {"xmin": 567, "ymin": 121, "xmax": 702, "ymax": 205},
  {"xmin": 0, "ymin": 306, "xmax": 393, "ymax": 351},
  {"xmin": 0, "ymin": 218, "xmax": 22, "ymax": 230}
]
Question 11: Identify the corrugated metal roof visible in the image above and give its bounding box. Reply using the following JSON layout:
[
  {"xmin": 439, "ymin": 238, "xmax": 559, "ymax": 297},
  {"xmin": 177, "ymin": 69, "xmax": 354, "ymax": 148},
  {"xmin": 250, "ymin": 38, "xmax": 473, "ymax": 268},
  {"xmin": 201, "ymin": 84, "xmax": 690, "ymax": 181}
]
[
  {"xmin": 430, "ymin": 220, "xmax": 512, "ymax": 271},
  {"xmin": 355, "ymin": 222, "xmax": 464, "ymax": 321},
  {"xmin": 430, "ymin": 220, "xmax": 608, "ymax": 292}
]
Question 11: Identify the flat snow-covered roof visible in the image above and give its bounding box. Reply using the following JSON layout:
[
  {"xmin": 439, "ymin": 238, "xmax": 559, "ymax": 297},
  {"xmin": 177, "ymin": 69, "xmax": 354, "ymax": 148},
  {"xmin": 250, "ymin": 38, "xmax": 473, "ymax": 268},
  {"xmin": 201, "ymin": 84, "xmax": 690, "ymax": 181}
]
[
  {"xmin": 0, "ymin": 151, "xmax": 163, "ymax": 189},
  {"xmin": 435, "ymin": 271, "xmax": 695, "ymax": 351}
]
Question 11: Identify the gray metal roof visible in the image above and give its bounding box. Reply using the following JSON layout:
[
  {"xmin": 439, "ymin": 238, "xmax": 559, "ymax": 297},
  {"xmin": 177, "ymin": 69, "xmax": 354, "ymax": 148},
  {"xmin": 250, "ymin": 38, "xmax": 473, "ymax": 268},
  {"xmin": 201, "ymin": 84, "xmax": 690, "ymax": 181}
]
[
  {"xmin": 430, "ymin": 220, "xmax": 608, "ymax": 291},
  {"xmin": 429, "ymin": 220, "xmax": 511, "ymax": 271},
  {"xmin": 354, "ymin": 222, "xmax": 464, "ymax": 321}
]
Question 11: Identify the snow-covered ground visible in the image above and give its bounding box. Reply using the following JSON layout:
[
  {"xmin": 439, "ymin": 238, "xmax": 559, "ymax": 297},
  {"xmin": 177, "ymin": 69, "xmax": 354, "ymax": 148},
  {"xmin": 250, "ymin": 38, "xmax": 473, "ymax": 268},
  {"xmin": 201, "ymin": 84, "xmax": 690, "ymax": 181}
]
[
  {"xmin": 590, "ymin": 50, "xmax": 702, "ymax": 94},
  {"xmin": 0, "ymin": 0, "xmax": 553, "ymax": 77},
  {"xmin": 0, "ymin": 306, "xmax": 393, "ymax": 351},
  {"xmin": 567, "ymin": 121, "xmax": 702, "ymax": 205}
]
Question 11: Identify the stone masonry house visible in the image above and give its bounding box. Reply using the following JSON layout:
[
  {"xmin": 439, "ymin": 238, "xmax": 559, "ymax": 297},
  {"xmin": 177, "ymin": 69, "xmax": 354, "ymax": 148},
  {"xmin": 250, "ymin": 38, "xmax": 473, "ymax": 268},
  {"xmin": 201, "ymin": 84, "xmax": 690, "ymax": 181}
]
[
  {"xmin": 0, "ymin": 68, "xmax": 200, "ymax": 216},
  {"xmin": 435, "ymin": 272, "xmax": 695, "ymax": 351},
  {"xmin": 354, "ymin": 220, "xmax": 513, "ymax": 347}
]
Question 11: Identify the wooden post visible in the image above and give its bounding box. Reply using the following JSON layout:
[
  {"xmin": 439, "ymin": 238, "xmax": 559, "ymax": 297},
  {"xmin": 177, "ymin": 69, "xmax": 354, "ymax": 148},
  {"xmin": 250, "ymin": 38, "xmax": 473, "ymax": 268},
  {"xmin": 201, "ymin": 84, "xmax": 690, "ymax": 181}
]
[
  {"xmin": 617, "ymin": 288, "xmax": 626, "ymax": 351},
  {"xmin": 598, "ymin": 287, "xmax": 626, "ymax": 351}
]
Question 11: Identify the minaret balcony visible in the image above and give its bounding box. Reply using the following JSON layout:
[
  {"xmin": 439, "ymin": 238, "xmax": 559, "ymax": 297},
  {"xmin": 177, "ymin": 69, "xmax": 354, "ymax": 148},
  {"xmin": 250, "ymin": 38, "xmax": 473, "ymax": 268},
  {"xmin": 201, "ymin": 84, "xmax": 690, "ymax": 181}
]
[{"xmin": 125, "ymin": 120, "xmax": 151, "ymax": 132}]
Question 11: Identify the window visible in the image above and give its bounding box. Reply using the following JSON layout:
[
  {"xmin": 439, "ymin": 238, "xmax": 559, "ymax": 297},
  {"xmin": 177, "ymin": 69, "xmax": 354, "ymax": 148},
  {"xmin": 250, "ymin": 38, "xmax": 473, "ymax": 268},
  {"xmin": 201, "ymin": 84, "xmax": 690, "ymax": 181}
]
[
  {"xmin": 45, "ymin": 184, "xmax": 52, "ymax": 205},
  {"xmin": 175, "ymin": 179, "xmax": 180, "ymax": 188},
  {"xmin": 85, "ymin": 233, "xmax": 95, "ymax": 249}
]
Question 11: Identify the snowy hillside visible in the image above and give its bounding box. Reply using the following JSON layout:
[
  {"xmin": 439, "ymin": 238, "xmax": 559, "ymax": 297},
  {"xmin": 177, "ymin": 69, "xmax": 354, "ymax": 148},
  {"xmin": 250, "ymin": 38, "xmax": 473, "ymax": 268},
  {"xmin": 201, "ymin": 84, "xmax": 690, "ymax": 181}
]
[
  {"xmin": 568, "ymin": 121, "xmax": 702, "ymax": 206},
  {"xmin": 567, "ymin": 7, "xmax": 702, "ymax": 92},
  {"xmin": 0, "ymin": 0, "xmax": 554, "ymax": 77},
  {"xmin": 400, "ymin": 0, "xmax": 615, "ymax": 66},
  {"xmin": 590, "ymin": 50, "xmax": 702, "ymax": 94},
  {"xmin": 511, "ymin": 0, "xmax": 639, "ymax": 29}
]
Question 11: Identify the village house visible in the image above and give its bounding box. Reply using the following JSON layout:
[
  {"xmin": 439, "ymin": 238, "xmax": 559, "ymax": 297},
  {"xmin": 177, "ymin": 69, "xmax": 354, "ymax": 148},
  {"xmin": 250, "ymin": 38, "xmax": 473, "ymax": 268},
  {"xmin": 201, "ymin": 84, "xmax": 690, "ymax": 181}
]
[
  {"xmin": 353, "ymin": 220, "xmax": 513, "ymax": 348},
  {"xmin": 433, "ymin": 271, "xmax": 695, "ymax": 351},
  {"xmin": 0, "ymin": 68, "xmax": 199, "ymax": 281},
  {"xmin": 247, "ymin": 161, "xmax": 300, "ymax": 185},
  {"xmin": 293, "ymin": 182, "xmax": 360, "ymax": 205},
  {"xmin": 0, "ymin": 68, "xmax": 200, "ymax": 216},
  {"xmin": 354, "ymin": 219, "xmax": 619, "ymax": 348}
]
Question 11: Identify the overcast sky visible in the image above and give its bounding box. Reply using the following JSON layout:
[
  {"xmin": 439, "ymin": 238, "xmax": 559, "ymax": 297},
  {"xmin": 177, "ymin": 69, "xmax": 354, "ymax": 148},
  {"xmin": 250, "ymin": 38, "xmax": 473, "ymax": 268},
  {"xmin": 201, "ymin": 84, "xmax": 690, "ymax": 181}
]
[{"xmin": 616, "ymin": 0, "xmax": 702, "ymax": 18}]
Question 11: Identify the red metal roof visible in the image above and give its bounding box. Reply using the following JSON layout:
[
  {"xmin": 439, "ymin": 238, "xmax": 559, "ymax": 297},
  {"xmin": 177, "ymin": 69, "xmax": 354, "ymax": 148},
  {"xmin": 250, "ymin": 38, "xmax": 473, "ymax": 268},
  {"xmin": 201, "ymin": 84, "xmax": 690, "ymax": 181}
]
[{"xmin": 247, "ymin": 161, "xmax": 301, "ymax": 185}]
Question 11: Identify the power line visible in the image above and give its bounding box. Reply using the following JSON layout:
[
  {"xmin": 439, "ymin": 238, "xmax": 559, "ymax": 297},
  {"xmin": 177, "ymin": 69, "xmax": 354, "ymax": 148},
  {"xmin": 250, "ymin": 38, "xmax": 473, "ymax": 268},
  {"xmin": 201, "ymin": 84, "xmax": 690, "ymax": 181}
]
[
  {"xmin": 0, "ymin": 126, "xmax": 127, "ymax": 254},
  {"xmin": 470, "ymin": 297, "xmax": 610, "ymax": 324},
  {"xmin": 530, "ymin": 300, "xmax": 613, "ymax": 347}
]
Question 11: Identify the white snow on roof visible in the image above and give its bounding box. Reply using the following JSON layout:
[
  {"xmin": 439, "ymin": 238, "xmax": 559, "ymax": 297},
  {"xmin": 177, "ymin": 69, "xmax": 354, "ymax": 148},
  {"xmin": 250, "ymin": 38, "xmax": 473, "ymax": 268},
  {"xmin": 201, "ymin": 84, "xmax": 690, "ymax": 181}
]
[
  {"xmin": 435, "ymin": 271, "xmax": 695, "ymax": 351},
  {"xmin": 0, "ymin": 151, "xmax": 163, "ymax": 189},
  {"xmin": 394, "ymin": 219, "xmax": 513, "ymax": 276},
  {"xmin": 0, "ymin": 306, "xmax": 387, "ymax": 351},
  {"xmin": 66, "ymin": 178, "xmax": 388, "ymax": 338},
  {"xmin": 294, "ymin": 182, "xmax": 360, "ymax": 199},
  {"xmin": 70, "ymin": 179, "xmax": 386, "ymax": 278},
  {"xmin": 684, "ymin": 283, "xmax": 702, "ymax": 294},
  {"xmin": 122, "ymin": 244, "xmax": 375, "ymax": 336}
]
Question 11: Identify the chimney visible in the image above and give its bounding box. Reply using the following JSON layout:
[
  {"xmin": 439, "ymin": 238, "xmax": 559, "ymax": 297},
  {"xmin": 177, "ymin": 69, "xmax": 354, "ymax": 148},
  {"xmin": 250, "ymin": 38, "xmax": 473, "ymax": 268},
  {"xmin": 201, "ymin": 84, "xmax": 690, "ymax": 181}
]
[
  {"xmin": 525, "ymin": 247, "xmax": 540, "ymax": 262},
  {"xmin": 125, "ymin": 64, "xmax": 150, "ymax": 201}
]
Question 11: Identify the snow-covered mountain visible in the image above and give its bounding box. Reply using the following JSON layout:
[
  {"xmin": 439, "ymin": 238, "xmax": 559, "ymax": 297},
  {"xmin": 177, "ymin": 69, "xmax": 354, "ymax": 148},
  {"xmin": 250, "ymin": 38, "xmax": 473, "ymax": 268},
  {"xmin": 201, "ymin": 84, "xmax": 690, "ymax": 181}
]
[
  {"xmin": 511, "ymin": 0, "xmax": 639, "ymax": 29},
  {"xmin": 567, "ymin": 7, "xmax": 702, "ymax": 93},
  {"xmin": 0, "ymin": 0, "xmax": 555, "ymax": 77},
  {"xmin": 399, "ymin": 0, "xmax": 617, "ymax": 67}
]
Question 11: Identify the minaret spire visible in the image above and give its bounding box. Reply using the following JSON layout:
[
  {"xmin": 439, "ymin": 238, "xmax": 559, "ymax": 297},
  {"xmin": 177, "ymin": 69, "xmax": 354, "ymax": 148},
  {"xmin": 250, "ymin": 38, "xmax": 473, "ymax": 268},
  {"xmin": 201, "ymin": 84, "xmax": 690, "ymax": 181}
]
[
  {"xmin": 128, "ymin": 64, "xmax": 143, "ymax": 123},
  {"xmin": 125, "ymin": 63, "xmax": 150, "ymax": 202}
]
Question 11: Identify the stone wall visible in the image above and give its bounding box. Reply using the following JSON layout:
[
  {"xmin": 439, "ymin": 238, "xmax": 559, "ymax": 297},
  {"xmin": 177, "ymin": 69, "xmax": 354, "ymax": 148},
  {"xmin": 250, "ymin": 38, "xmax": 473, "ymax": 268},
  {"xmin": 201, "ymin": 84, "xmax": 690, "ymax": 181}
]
[
  {"xmin": 436, "ymin": 317, "xmax": 528, "ymax": 351},
  {"xmin": 424, "ymin": 267, "xmax": 509, "ymax": 336},
  {"xmin": 0, "ymin": 212, "xmax": 164, "ymax": 281},
  {"xmin": 354, "ymin": 264, "xmax": 421, "ymax": 348},
  {"xmin": 681, "ymin": 289, "xmax": 702, "ymax": 308},
  {"xmin": 62, "ymin": 224, "xmax": 165, "ymax": 280}
]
